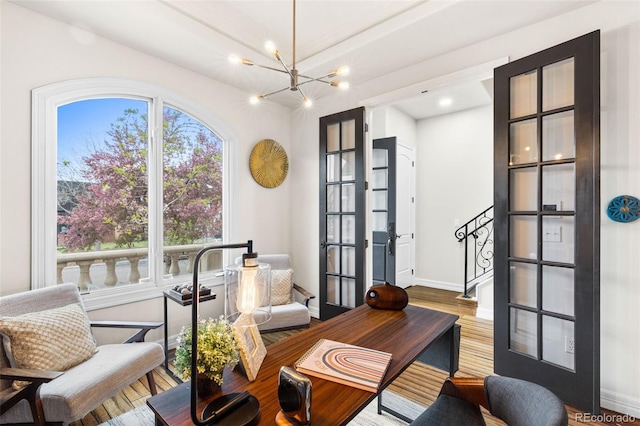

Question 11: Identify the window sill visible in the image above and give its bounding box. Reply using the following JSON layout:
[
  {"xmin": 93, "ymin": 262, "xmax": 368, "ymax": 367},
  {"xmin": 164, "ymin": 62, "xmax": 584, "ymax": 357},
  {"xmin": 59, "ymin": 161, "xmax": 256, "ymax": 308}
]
[{"xmin": 80, "ymin": 274, "xmax": 226, "ymax": 311}]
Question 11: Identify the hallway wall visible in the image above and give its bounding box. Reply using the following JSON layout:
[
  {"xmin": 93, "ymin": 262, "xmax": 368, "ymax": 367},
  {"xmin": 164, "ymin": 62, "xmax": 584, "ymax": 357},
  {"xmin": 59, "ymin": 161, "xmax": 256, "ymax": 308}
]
[{"xmin": 415, "ymin": 105, "xmax": 493, "ymax": 289}]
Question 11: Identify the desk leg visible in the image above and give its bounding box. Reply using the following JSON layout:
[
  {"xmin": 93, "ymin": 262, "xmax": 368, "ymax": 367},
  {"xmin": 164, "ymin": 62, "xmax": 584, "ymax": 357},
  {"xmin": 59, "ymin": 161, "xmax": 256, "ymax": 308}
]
[
  {"xmin": 448, "ymin": 325, "xmax": 456, "ymax": 377},
  {"xmin": 379, "ymin": 323, "xmax": 457, "ymax": 423}
]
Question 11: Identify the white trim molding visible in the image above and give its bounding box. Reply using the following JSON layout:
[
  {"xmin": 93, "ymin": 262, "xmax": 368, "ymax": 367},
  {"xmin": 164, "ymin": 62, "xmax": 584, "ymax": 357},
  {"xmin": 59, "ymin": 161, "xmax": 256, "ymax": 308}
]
[
  {"xmin": 360, "ymin": 57, "xmax": 509, "ymax": 109},
  {"xmin": 32, "ymin": 78, "xmax": 238, "ymax": 309},
  {"xmin": 413, "ymin": 278, "xmax": 463, "ymax": 293},
  {"xmin": 600, "ymin": 388, "xmax": 640, "ymax": 419}
]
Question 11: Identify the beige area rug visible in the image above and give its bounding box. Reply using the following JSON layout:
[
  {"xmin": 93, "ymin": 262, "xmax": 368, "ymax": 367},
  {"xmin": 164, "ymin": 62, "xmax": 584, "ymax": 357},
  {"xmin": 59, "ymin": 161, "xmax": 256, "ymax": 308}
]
[{"xmin": 101, "ymin": 390, "xmax": 425, "ymax": 425}]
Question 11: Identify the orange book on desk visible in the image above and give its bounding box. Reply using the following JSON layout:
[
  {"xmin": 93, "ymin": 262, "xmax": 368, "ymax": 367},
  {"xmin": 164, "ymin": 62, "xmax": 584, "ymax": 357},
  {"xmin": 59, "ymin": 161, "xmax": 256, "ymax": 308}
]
[{"xmin": 294, "ymin": 338, "xmax": 392, "ymax": 392}]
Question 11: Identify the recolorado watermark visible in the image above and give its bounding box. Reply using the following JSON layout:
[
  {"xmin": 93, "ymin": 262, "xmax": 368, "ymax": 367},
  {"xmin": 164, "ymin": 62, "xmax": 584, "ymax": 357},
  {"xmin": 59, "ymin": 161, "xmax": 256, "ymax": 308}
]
[{"xmin": 575, "ymin": 412, "xmax": 637, "ymax": 424}]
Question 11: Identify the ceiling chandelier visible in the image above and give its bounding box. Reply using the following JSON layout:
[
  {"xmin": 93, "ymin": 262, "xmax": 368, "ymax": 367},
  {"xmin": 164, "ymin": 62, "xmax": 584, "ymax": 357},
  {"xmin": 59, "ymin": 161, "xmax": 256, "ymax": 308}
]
[{"xmin": 228, "ymin": 0, "xmax": 350, "ymax": 107}]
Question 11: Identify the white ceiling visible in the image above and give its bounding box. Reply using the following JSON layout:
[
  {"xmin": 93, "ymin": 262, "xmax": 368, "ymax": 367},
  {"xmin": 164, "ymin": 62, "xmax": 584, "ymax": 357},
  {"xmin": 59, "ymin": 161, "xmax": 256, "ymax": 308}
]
[
  {"xmin": 11, "ymin": 0, "xmax": 596, "ymax": 117},
  {"xmin": 391, "ymin": 78, "xmax": 494, "ymax": 120}
]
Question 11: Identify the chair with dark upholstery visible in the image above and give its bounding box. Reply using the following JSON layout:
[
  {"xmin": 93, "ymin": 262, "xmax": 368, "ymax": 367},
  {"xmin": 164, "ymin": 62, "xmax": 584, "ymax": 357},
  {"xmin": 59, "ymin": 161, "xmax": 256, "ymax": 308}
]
[
  {"xmin": 410, "ymin": 376, "xmax": 568, "ymax": 426},
  {"xmin": 0, "ymin": 283, "xmax": 164, "ymax": 425}
]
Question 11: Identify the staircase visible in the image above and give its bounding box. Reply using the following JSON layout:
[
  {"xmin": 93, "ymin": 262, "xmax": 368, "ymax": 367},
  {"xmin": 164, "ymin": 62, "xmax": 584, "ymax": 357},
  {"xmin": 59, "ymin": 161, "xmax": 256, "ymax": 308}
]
[{"xmin": 454, "ymin": 206, "xmax": 494, "ymax": 317}]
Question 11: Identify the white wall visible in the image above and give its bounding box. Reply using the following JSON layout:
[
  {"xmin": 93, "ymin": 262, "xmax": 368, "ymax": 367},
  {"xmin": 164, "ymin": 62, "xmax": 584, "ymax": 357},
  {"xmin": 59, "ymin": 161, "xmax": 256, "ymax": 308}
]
[
  {"xmin": 0, "ymin": 2, "xmax": 293, "ymax": 343},
  {"xmin": 415, "ymin": 105, "xmax": 493, "ymax": 289},
  {"xmin": 370, "ymin": 105, "xmax": 418, "ymax": 150},
  {"xmin": 599, "ymin": 20, "xmax": 640, "ymax": 416}
]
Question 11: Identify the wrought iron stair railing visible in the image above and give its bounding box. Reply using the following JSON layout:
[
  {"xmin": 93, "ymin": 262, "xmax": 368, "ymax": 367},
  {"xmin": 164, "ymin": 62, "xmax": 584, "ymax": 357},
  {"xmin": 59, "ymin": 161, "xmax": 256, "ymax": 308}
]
[{"xmin": 455, "ymin": 206, "xmax": 494, "ymax": 298}]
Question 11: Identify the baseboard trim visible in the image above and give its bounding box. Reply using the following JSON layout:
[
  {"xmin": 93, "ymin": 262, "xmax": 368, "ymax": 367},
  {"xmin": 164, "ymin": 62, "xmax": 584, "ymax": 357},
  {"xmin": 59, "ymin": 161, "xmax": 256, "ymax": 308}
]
[
  {"xmin": 309, "ymin": 306, "xmax": 319, "ymax": 319},
  {"xmin": 413, "ymin": 278, "xmax": 464, "ymax": 293},
  {"xmin": 601, "ymin": 388, "xmax": 640, "ymax": 418},
  {"xmin": 476, "ymin": 307, "xmax": 493, "ymax": 321}
]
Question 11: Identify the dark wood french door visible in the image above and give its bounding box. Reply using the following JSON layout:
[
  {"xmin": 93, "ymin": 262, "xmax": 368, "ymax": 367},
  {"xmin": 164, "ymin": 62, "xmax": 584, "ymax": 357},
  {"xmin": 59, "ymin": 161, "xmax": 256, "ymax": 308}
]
[
  {"xmin": 319, "ymin": 107, "xmax": 366, "ymax": 320},
  {"xmin": 494, "ymin": 31, "xmax": 600, "ymax": 414},
  {"xmin": 372, "ymin": 137, "xmax": 397, "ymax": 285}
]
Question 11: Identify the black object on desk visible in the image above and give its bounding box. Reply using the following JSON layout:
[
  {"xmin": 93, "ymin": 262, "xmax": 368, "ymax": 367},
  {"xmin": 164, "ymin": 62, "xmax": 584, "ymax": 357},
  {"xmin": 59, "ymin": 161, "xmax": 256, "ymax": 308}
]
[
  {"xmin": 201, "ymin": 392, "xmax": 259, "ymax": 425},
  {"xmin": 162, "ymin": 289, "xmax": 217, "ymax": 380}
]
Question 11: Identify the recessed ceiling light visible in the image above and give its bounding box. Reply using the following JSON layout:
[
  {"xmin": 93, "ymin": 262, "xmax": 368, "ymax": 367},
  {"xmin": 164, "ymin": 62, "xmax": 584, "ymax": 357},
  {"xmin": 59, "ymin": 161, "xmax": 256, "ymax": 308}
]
[{"xmin": 439, "ymin": 97, "xmax": 453, "ymax": 107}]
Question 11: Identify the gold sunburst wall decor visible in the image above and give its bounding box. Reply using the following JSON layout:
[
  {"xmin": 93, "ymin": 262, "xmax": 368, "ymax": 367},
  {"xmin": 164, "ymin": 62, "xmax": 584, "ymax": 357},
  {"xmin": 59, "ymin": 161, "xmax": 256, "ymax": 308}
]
[{"xmin": 249, "ymin": 139, "xmax": 289, "ymax": 188}]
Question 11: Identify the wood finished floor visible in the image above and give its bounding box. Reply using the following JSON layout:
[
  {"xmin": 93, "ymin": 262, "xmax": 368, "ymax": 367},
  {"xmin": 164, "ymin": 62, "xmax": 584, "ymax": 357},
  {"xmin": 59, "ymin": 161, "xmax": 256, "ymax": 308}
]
[{"xmin": 70, "ymin": 286, "xmax": 638, "ymax": 426}]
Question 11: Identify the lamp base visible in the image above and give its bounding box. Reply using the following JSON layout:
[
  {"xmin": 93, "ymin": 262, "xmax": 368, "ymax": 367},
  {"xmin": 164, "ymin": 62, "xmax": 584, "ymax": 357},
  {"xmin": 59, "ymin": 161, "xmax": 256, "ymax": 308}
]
[
  {"xmin": 201, "ymin": 392, "xmax": 260, "ymax": 425},
  {"xmin": 275, "ymin": 411, "xmax": 310, "ymax": 426}
]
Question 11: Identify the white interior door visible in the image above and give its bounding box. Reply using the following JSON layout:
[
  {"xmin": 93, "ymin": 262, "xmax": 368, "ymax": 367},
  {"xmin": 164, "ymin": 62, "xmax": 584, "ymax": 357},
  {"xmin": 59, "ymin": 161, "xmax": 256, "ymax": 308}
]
[{"xmin": 395, "ymin": 143, "xmax": 415, "ymax": 287}]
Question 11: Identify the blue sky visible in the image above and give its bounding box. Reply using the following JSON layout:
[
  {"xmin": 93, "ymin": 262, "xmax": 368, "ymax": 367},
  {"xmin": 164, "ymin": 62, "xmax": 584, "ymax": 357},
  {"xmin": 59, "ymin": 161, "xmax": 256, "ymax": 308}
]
[
  {"xmin": 57, "ymin": 98, "xmax": 222, "ymax": 181},
  {"xmin": 57, "ymin": 98, "xmax": 146, "ymax": 179}
]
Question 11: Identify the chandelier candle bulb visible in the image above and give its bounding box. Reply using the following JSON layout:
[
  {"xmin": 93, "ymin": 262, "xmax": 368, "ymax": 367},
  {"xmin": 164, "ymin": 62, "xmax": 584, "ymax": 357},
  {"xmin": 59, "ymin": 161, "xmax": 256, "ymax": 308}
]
[
  {"xmin": 229, "ymin": 55, "xmax": 254, "ymax": 66},
  {"xmin": 331, "ymin": 81, "xmax": 349, "ymax": 89},
  {"xmin": 330, "ymin": 66, "xmax": 350, "ymax": 77},
  {"xmin": 264, "ymin": 40, "xmax": 278, "ymax": 55}
]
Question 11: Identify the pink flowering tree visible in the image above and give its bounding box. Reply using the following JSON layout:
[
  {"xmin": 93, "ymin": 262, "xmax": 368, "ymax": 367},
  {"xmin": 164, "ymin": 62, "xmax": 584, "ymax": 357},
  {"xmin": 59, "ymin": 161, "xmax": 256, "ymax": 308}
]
[{"xmin": 58, "ymin": 107, "xmax": 222, "ymax": 251}]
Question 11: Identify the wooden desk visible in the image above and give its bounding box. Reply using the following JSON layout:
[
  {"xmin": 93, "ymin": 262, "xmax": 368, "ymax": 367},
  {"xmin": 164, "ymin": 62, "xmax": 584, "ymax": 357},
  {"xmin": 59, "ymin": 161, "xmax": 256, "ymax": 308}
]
[{"xmin": 147, "ymin": 304, "xmax": 458, "ymax": 426}]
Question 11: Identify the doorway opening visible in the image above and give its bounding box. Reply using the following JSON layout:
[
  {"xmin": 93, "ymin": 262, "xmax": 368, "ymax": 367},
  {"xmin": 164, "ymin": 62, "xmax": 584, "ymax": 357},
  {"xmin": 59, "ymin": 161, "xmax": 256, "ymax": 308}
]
[{"xmin": 362, "ymin": 58, "xmax": 505, "ymax": 319}]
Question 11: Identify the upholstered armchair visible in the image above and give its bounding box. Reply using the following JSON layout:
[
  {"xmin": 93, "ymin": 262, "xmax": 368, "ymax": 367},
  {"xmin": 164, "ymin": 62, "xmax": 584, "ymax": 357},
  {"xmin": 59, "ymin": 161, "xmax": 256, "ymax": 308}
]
[
  {"xmin": 0, "ymin": 283, "xmax": 164, "ymax": 425},
  {"xmin": 410, "ymin": 376, "xmax": 568, "ymax": 426},
  {"xmin": 235, "ymin": 254, "xmax": 315, "ymax": 332},
  {"xmin": 0, "ymin": 367, "xmax": 62, "ymax": 425}
]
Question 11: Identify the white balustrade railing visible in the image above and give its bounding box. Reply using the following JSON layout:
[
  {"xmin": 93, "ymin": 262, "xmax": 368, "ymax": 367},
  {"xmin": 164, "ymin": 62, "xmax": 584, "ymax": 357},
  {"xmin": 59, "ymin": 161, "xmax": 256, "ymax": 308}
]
[{"xmin": 57, "ymin": 244, "xmax": 222, "ymax": 290}]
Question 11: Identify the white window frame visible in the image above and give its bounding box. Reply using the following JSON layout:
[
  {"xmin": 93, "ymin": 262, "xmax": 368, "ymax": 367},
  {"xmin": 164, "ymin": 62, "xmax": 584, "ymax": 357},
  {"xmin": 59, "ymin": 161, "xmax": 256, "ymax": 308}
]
[{"xmin": 32, "ymin": 78, "xmax": 238, "ymax": 310}]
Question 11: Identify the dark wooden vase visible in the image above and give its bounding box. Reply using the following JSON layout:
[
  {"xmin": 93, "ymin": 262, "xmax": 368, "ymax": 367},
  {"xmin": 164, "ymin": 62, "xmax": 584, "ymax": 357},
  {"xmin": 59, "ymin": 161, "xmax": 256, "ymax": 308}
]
[
  {"xmin": 196, "ymin": 373, "xmax": 221, "ymax": 397},
  {"xmin": 365, "ymin": 282, "xmax": 409, "ymax": 310}
]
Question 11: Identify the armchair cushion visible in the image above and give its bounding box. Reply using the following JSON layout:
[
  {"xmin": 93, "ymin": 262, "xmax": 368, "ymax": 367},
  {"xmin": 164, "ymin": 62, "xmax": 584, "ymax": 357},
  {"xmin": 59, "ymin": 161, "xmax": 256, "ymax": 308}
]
[
  {"xmin": 0, "ymin": 303, "xmax": 97, "ymax": 387},
  {"xmin": 485, "ymin": 376, "xmax": 568, "ymax": 426},
  {"xmin": 271, "ymin": 268, "xmax": 294, "ymax": 305},
  {"xmin": 257, "ymin": 302, "xmax": 310, "ymax": 332}
]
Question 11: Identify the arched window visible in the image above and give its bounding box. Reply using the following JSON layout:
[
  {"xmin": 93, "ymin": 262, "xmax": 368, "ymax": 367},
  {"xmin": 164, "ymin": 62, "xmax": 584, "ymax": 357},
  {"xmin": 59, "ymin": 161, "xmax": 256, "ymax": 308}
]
[{"xmin": 32, "ymin": 79, "xmax": 236, "ymax": 308}]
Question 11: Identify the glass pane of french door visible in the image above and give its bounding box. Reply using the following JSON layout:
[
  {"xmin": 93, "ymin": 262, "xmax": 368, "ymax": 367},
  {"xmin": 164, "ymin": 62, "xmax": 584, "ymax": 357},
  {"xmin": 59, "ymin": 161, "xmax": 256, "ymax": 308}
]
[
  {"xmin": 507, "ymin": 56, "xmax": 577, "ymax": 368},
  {"xmin": 372, "ymin": 137, "xmax": 397, "ymax": 285},
  {"xmin": 494, "ymin": 31, "xmax": 600, "ymax": 414},
  {"xmin": 319, "ymin": 107, "xmax": 366, "ymax": 320}
]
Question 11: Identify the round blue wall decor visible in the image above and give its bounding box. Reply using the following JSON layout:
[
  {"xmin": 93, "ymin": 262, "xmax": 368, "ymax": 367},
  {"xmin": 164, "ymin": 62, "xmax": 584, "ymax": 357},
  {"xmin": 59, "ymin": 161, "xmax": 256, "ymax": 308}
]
[{"xmin": 606, "ymin": 195, "xmax": 640, "ymax": 223}]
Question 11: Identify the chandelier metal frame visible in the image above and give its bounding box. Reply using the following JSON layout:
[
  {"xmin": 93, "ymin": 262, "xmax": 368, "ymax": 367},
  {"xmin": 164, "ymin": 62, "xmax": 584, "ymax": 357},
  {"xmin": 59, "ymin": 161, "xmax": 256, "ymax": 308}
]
[{"xmin": 229, "ymin": 0, "xmax": 349, "ymax": 107}]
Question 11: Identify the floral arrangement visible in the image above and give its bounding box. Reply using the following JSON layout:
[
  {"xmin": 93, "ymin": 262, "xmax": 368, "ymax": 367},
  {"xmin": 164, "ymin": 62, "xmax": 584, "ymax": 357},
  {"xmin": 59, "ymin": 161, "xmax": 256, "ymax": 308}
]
[{"xmin": 174, "ymin": 316, "xmax": 239, "ymax": 385}]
